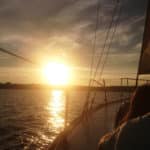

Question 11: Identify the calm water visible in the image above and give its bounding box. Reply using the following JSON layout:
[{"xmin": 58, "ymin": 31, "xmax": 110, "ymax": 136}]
[{"xmin": 0, "ymin": 89, "xmax": 126, "ymax": 150}]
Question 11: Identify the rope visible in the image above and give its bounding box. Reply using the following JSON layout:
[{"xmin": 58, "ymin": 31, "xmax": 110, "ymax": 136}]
[
  {"xmin": 90, "ymin": 1, "xmax": 122, "ymax": 109},
  {"xmin": 83, "ymin": 0, "xmax": 102, "ymax": 114},
  {"xmin": 0, "ymin": 48, "xmax": 37, "ymax": 65},
  {"xmin": 84, "ymin": 1, "xmax": 120, "ymax": 112},
  {"xmin": 98, "ymin": 2, "xmax": 122, "ymax": 80},
  {"xmin": 92, "ymin": 3, "xmax": 119, "ymax": 84},
  {"xmin": 90, "ymin": 0, "xmax": 102, "ymax": 80}
]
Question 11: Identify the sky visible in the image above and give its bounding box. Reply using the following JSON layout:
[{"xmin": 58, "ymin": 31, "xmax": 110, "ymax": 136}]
[{"xmin": 0, "ymin": 0, "xmax": 148, "ymax": 85}]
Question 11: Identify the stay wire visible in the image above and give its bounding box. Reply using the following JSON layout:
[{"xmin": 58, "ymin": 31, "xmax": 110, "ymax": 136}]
[
  {"xmin": 0, "ymin": 48, "xmax": 37, "ymax": 65},
  {"xmin": 99, "ymin": 2, "xmax": 122, "ymax": 81},
  {"xmin": 83, "ymin": 0, "xmax": 102, "ymax": 114},
  {"xmin": 90, "ymin": 1, "xmax": 121, "ymax": 109},
  {"xmin": 92, "ymin": 3, "xmax": 119, "ymax": 84},
  {"xmin": 90, "ymin": 0, "xmax": 102, "ymax": 80}
]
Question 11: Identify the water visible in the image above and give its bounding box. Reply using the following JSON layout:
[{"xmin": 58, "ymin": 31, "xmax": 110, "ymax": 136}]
[{"xmin": 0, "ymin": 89, "xmax": 126, "ymax": 150}]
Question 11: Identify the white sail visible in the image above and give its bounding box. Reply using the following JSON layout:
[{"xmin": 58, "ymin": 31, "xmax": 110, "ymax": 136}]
[{"xmin": 138, "ymin": 2, "xmax": 150, "ymax": 74}]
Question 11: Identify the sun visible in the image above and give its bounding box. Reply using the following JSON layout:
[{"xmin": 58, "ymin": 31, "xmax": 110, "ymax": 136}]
[{"xmin": 43, "ymin": 62, "xmax": 70, "ymax": 85}]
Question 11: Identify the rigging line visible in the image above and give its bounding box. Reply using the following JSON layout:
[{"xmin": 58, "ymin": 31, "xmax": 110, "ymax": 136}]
[
  {"xmin": 83, "ymin": 0, "xmax": 102, "ymax": 113},
  {"xmin": 89, "ymin": 0, "xmax": 102, "ymax": 80},
  {"xmin": 98, "ymin": 0, "xmax": 129, "ymax": 81},
  {"xmin": 92, "ymin": 2, "xmax": 119, "ymax": 84},
  {"xmin": 93, "ymin": 2, "xmax": 120, "ymax": 85},
  {"xmin": 90, "ymin": 2, "xmax": 122, "ymax": 109},
  {"xmin": 98, "ymin": 2, "xmax": 122, "ymax": 81},
  {"xmin": 88, "ymin": 2, "xmax": 119, "ymax": 106},
  {"xmin": 89, "ymin": 4, "xmax": 118, "ymax": 94},
  {"xmin": 86, "ymin": 2, "xmax": 119, "ymax": 111},
  {"xmin": 0, "ymin": 48, "xmax": 37, "ymax": 65},
  {"xmin": 88, "ymin": 2, "xmax": 119, "ymax": 104},
  {"xmin": 90, "ymin": 2, "xmax": 119, "ymax": 109}
]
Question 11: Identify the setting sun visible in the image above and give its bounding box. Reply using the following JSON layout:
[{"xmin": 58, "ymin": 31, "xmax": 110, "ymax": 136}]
[{"xmin": 43, "ymin": 62, "xmax": 70, "ymax": 85}]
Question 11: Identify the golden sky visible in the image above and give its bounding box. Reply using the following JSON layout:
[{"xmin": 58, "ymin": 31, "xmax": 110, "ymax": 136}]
[{"xmin": 0, "ymin": 0, "xmax": 148, "ymax": 85}]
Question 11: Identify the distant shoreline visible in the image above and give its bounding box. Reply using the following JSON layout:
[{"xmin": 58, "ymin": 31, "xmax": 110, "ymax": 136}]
[{"xmin": 0, "ymin": 83, "xmax": 135, "ymax": 92}]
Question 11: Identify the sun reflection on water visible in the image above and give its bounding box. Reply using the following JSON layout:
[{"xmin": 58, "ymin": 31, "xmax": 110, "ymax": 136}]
[{"xmin": 47, "ymin": 90, "xmax": 65, "ymax": 138}]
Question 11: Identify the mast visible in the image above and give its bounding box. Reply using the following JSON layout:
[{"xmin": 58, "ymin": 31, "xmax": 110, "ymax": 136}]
[{"xmin": 136, "ymin": 0, "xmax": 150, "ymax": 86}]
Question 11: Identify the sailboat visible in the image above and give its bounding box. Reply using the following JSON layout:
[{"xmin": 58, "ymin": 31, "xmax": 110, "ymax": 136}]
[
  {"xmin": 0, "ymin": 0, "xmax": 149, "ymax": 150},
  {"xmin": 48, "ymin": 0, "xmax": 150, "ymax": 150}
]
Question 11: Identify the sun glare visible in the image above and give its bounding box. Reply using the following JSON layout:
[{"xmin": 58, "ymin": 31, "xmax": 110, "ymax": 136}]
[{"xmin": 43, "ymin": 62, "xmax": 70, "ymax": 85}]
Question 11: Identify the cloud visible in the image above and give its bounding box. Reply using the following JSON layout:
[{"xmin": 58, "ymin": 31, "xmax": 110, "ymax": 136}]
[{"xmin": 0, "ymin": 0, "xmax": 148, "ymax": 83}]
